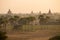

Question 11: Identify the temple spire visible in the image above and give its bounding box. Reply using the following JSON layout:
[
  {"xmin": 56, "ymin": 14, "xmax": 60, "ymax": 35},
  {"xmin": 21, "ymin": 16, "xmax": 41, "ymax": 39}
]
[
  {"xmin": 7, "ymin": 9, "xmax": 12, "ymax": 14},
  {"xmin": 48, "ymin": 9, "xmax": 51, "ymax": 13},
  {"xmin": 31, "ymin": 11, "xmax": 34, "ymax": 14}
]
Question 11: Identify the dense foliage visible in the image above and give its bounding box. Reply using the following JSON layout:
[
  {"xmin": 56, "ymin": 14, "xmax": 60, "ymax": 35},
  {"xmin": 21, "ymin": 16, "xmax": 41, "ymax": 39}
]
[
  {"xmin": 0, "ymin": 31, "xmax": 7, "ymax": 40},
  {"xmin": 49, "ymin": 36, "xmax": 60, "ymax": 40}
]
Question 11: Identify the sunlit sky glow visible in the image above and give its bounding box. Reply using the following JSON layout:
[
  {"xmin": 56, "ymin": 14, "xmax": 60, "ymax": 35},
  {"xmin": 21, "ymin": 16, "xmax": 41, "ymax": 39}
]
[{"xmin": 0, "ymin": 0, "xmax": 60, "ymax": 13}]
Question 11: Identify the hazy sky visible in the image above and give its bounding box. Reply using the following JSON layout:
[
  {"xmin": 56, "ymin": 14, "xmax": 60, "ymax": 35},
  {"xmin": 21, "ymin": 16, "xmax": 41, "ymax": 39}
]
[{"xmin": 0, "ymin": 0, "xmax": 60, "ymax": 13}]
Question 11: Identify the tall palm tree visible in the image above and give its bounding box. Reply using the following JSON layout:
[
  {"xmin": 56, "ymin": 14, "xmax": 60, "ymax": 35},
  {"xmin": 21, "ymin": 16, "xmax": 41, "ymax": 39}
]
[
  {"xmin": 0, "ymin": 16, "xmax": 8, "ymax": 32},
  {"xmin": 9, "ymin": 15, "xmax": 20, "ymax": 31}
]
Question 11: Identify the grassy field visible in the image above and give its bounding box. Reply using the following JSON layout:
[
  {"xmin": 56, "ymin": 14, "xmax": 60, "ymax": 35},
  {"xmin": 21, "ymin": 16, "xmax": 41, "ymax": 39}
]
[{"xmin": 22, "ymin": 25, "xmax": 60, "ymax": 32}]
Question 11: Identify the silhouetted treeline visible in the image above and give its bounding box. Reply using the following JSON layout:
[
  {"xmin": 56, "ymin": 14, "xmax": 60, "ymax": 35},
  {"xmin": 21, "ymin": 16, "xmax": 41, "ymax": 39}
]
[{"xmin": 0, "ymin": 9, "xmax": 60, "ymax": 32}]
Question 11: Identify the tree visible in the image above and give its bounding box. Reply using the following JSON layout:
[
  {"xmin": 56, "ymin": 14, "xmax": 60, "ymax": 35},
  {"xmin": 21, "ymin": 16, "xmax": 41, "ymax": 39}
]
[
  {"xmin": 9, "ymin": 15, "xmax": 20, "ymax": 31},
  {"xmin": 38, "ymin": 15, "xmax": 50, "ymax": 25},
  {"xmin": 38, "ymin": 15, "xmax": 46, "ymax": 24},
  {"xmin": 18, "ymin": 16, "xmax": 35, "ymax": 25},
  {"xmin": 18, "ymin": 16, "xmax": 35, "ymax": 32},
  {"xmin": 0, "ymin": 17, "xmax": 8, "ymax": 32}
]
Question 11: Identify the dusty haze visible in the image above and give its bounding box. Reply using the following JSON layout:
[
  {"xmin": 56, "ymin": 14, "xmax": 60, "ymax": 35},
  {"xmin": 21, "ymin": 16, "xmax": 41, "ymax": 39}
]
[{"xmin": 0, "ymin": 0, "xmax": 60, "ymax": 13}]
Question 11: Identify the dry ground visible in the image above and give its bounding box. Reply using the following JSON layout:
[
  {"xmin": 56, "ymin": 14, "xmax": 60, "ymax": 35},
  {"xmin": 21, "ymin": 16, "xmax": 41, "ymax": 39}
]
[{"xmin": 7, "ymin": 30, "xmax": 60, "ymax": 40}]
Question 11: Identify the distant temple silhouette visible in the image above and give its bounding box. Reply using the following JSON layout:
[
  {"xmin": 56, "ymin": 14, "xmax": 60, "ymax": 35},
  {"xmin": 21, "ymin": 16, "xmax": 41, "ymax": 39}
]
[
  {"xmin": 48, "ymin": 9, "xmax": 52, "ymax": 14},
  {"xmin": 7, "ymin": 9, "xmax": 12, "ymax": 14},
  {"xmin": 6, "ymin": 9, "xmax": 13, "ymax": 17}
]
